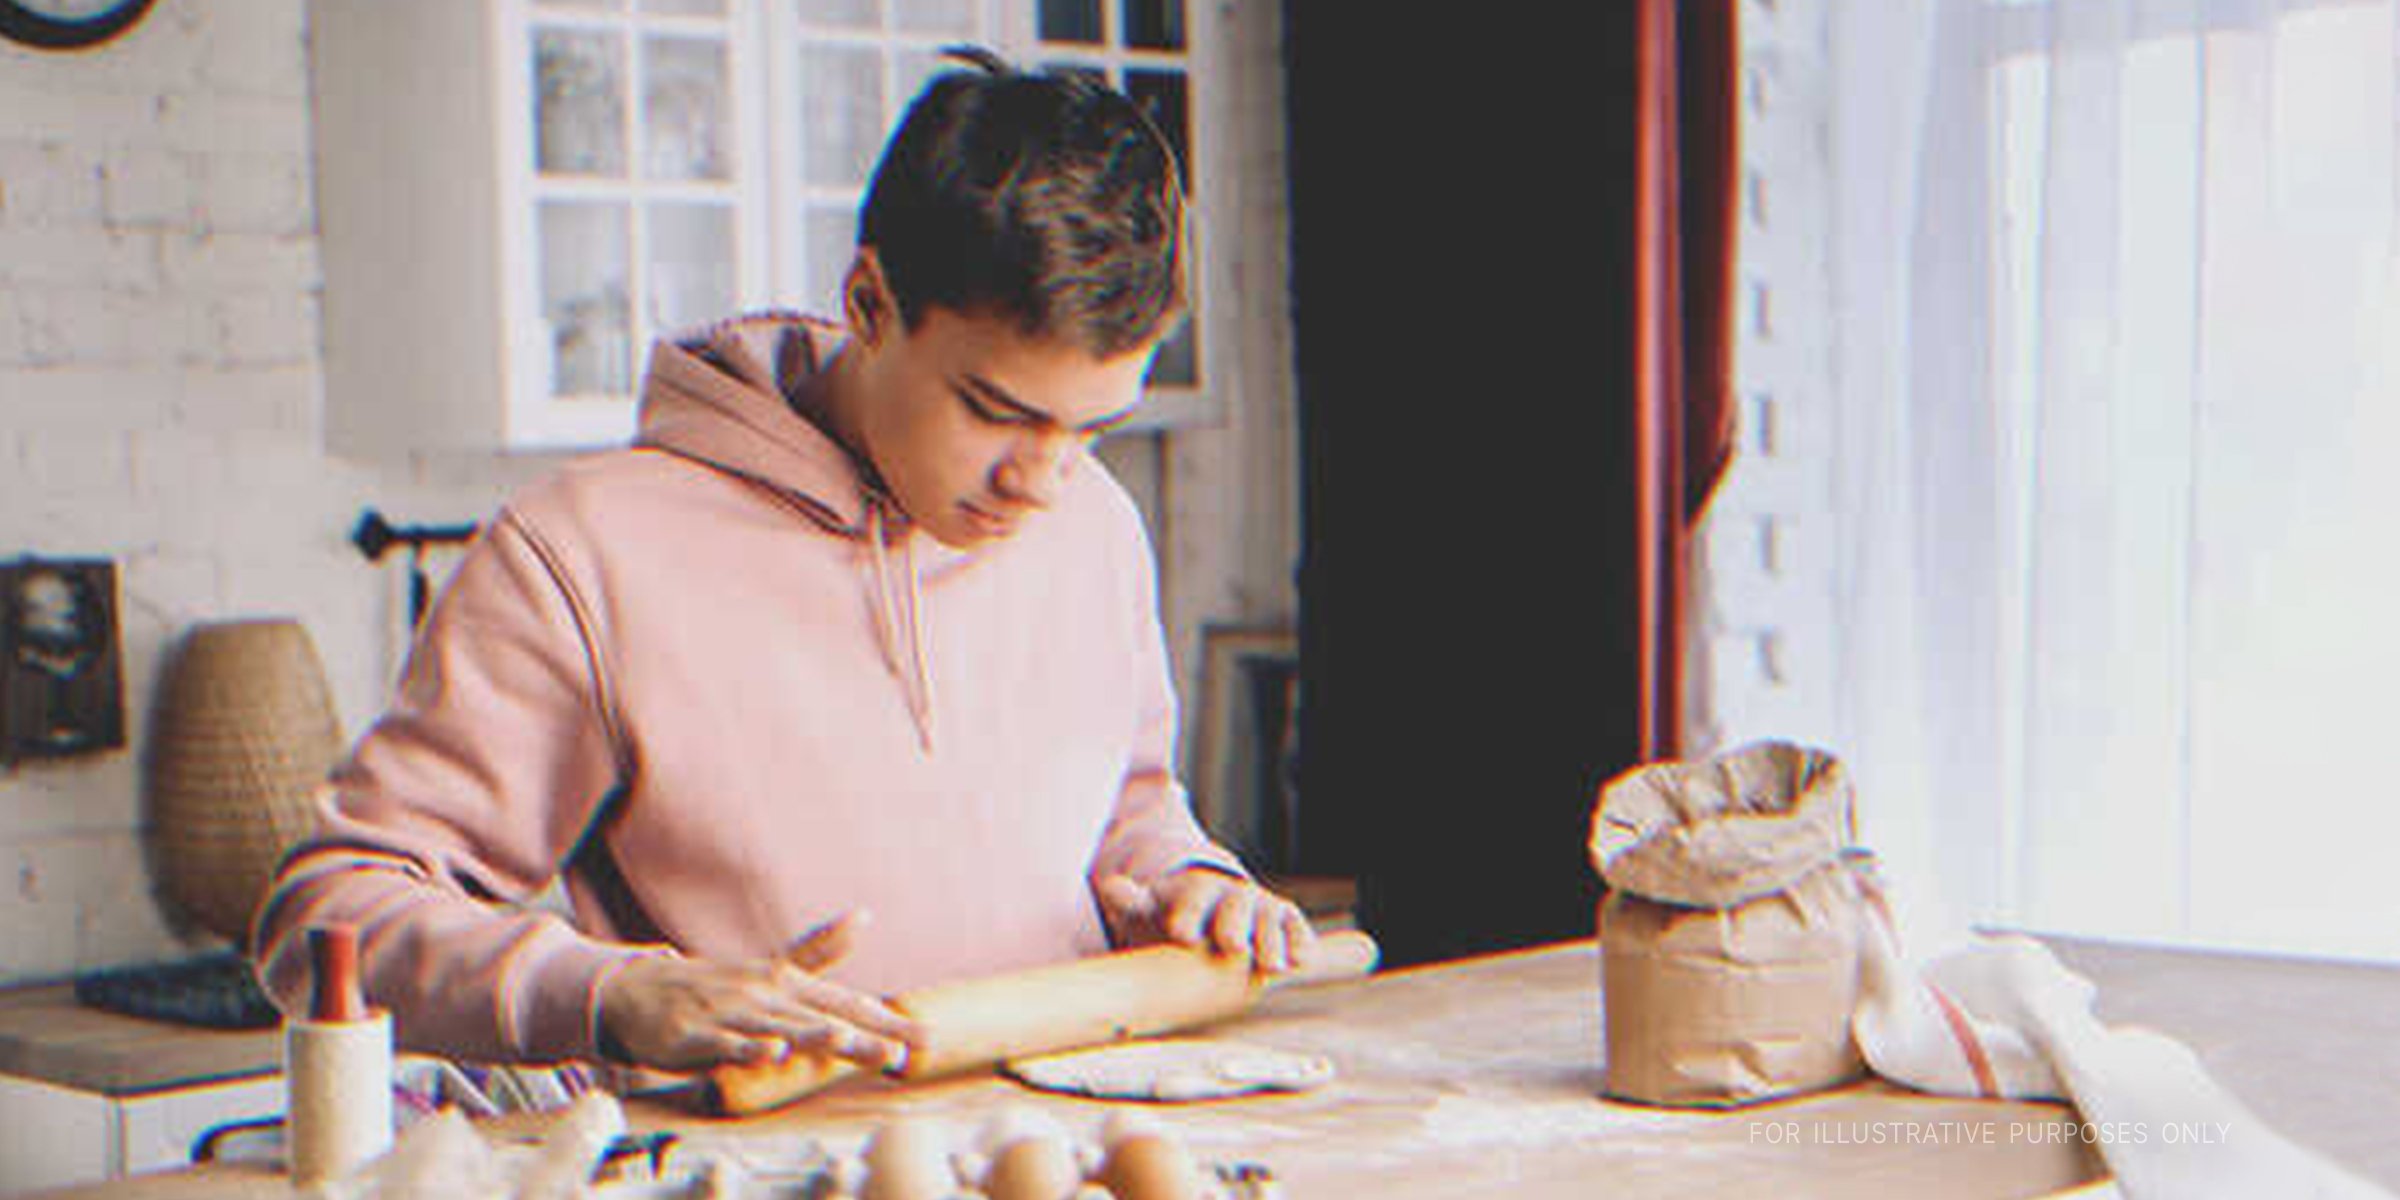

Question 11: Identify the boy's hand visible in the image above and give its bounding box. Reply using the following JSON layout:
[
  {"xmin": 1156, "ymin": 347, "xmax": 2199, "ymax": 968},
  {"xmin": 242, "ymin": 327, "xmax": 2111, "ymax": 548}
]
[
  {"xmin": 1094, "ymin": 868, "xmax": 1319, "ymax": 973},
  {"xmin": 596, "ymin": 911, "xmax": 922, "ymax": 1073}
]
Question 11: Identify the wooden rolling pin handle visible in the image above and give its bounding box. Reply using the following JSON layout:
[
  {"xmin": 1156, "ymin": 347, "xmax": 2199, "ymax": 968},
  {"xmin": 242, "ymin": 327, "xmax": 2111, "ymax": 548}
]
[
  {"xmin": 706, "ymin": 930, "xmax": 1379, "ymax": 1117},
  {"xmin": 705, "ymin": 1043, "xmax": 868, "ymax": 1117},
  {"xmin": 1272, "ymin": 926, "xmax": 1380, "ymax": 991}
]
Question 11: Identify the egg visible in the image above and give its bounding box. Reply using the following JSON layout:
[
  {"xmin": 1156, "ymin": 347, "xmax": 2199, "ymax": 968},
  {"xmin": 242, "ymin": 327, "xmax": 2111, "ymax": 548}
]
[
  {"xmin": 983, "ymin": 1134, "xmax": 1083, "ymax": 1200},
  {"xmin": 862, "ymin": 1118, "xmax": 956, "ymax": 1200},
  {"xmin": 1095, "ymin": 1132, "xmax": 1209, "ymax": 1200}
]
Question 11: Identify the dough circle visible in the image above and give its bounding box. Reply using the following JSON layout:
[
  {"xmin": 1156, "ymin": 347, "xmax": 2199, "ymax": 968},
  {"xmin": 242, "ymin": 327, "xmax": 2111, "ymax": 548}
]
[{"xmin": 1001, "ymin": 1038, "xmax": 1336, "ymax": 1103}]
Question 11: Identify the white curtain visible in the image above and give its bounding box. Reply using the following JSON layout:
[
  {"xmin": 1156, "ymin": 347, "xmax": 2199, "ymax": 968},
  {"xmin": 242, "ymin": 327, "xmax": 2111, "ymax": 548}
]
[{"xmin": 1824, "ymin": 0, "xmax": 2400, "ymax": 959}]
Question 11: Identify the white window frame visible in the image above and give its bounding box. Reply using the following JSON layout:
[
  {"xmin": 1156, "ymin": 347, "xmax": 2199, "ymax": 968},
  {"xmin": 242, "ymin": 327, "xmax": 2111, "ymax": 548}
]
[{"xmin": 502, "ymin": 0, "xmax": 778, "ymax": 448}]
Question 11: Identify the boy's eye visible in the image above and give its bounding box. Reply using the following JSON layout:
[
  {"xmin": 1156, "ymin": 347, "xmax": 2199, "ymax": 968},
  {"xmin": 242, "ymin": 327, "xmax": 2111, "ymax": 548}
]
[{"xmin": 960, "ymin": 390, "xmax": 1034, "ymax": 426}]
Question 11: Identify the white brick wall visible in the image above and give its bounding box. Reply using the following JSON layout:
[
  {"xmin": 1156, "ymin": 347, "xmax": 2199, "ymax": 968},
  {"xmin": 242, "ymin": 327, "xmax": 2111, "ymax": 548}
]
[
  {"xmin": 0, "ymin": 1, "xmax": 552, "ymax": 985},
  {"xmin": 1693, "ymin": 0, "xmax": 1840, "ymax": 754}
]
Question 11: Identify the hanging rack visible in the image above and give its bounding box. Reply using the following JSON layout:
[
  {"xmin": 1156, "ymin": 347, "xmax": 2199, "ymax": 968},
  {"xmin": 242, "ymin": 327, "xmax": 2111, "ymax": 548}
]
[{"xmin": 349, "ymin": 509, "xmax": 479, "ymax": 629}]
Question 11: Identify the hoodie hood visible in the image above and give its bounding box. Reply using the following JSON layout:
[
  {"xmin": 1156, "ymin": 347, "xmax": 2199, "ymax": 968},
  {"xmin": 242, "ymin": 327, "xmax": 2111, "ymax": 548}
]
[
  {"xmin": 635, "ymin": 311, "xmax": 880, "ymax": 538},
  {"xmin": 636, "ymin": 311, "xmax": 940, "ymax": 751}
]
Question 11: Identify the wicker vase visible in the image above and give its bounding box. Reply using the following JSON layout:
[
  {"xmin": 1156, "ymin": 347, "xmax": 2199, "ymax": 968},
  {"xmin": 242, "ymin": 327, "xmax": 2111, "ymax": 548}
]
[{"xmin": 146, "ymin": 619, "xmax": 343, "ymax": 946}]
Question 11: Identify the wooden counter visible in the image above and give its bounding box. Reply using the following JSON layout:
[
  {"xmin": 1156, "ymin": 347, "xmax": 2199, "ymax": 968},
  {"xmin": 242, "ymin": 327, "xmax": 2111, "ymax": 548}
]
[
  {"xmin": 0, "ymin": 986, "xmax": 278, "ymax": 1098},
  {"xmin": 32, "ymin": 935, "xmax": 2400, "ymax": 1198}
]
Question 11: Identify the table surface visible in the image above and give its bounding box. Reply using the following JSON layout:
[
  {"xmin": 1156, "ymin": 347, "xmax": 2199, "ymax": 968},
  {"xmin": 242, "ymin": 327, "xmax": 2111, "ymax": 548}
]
[
  {"xmin": 0, "ymin": 985, "xmax": 277, "ymax": 1097},
  {"xmin": 30, "ymin": 933, "xmax": 2400, "ymax": 1198}
]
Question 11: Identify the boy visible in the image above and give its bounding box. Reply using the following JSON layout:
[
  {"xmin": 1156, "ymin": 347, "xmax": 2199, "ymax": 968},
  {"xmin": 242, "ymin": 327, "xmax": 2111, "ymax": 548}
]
[{"xmin": 254, "ymin": 49, "xmax": 1315, "ymax": 1079}]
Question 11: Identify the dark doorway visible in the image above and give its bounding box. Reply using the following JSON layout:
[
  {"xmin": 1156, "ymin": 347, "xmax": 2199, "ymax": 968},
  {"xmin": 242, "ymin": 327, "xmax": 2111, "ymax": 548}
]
[{"xmin": 1284, "ymin": 8, "xmax": 1648, "ymax": 967}]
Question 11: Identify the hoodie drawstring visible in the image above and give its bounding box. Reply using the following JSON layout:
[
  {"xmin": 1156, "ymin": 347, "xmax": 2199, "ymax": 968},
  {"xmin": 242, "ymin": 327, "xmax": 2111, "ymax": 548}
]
[{"xmin": 866, "ymin": 500, "xmax": 937, "ymax": 753}]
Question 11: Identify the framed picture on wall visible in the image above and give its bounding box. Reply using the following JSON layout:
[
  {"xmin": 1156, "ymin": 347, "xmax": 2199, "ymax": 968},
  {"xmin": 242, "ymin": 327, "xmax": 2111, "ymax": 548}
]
[
  {"xmin": 0, "ymin": 557, "xmax": 126, "ymax": 762},
  {"xmin": 1191, "ymin": 624, "xmax": 1299, "ymax": 873}
]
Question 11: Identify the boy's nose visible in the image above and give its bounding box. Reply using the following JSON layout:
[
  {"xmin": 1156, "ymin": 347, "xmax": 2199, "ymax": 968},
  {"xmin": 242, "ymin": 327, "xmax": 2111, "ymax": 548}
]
[{"xmin": 995, "ymin": 437, "xmax": 1074, "ymax": 508}]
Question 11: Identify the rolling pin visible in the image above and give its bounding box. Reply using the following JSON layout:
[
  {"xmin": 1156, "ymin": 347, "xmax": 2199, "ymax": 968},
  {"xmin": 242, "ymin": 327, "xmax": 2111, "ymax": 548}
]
[{"xmin": 707, "ymin": 929, "xmax": 1379, "ymax": 1116}]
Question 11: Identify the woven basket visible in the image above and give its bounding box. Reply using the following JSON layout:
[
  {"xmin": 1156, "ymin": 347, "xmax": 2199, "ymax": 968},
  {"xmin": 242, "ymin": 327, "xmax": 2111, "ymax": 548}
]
[{"xmin": 146, "ymin": 619, "xmax": 343, "ymax": 946}]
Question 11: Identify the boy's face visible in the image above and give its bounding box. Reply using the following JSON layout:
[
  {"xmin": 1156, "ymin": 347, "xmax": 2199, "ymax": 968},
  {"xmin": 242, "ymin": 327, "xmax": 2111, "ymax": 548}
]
[{"xmin": 843, "ymin": 261, "xmax": 1155, "ymax": 549}]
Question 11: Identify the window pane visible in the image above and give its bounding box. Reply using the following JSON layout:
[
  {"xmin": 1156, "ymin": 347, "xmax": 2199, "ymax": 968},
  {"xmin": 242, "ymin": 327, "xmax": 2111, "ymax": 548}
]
[
  {"xmin": 892, "ymin": 0, "xmax": 975, "ymax": 38},
  {"xmin": 798, "ymin": 43, "xmax": 885, "ymax": 186},
  {"xmin": 1125, "ymin": 68, "xmax": 1188, "ymax": 187},
  {"xmin": 534, "ymin": 28, "xmax": 628, "ymax": 177},
  {"xmin": 639, "ymin": 0, "xmax": 725, "ymax": 13},
  {"xmin": 642, "ymin": 35, "xmax": 731, "ymax": 181},
  {"xmin": 1120, "ymin": 0, "xmax": 1184, "ymax": 50},
  {"xmin": 1040, "ymin": 0, "xmax": 1102, "ymax": 45},
  {"xmin": 647, "ymin": 203, "xmax": 736, "ymax": 336},
  {"xmin": 1040, "ymin": 60, "xmax": 1107, "ymax": 90},
  {"xmin": 797, "ymin": 0, "xmax": 879, "ymax": 30},
  {"xmin": 539, "ymin": 201, "xmax": 633, "ymax": 396},
  {"xmin": 539, "ymin": 0, "xmax": 622, "ymax": 10},
  {"xmin": 1146, "ymin": 314, "xmax": 1195, "ymax": 387}
]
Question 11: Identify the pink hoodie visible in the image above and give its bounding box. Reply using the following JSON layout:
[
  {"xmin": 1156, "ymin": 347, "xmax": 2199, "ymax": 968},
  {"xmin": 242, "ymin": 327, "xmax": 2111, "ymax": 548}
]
[{"xmin": 253, "ymin": 313, "xmax": 1243, "ymax": 1065}]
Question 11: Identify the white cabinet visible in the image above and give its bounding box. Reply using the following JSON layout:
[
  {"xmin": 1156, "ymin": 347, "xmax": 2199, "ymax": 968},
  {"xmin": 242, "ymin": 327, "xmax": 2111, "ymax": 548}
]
[
  {"xmin": 0, "ymin": 1071, "xmax": 284, "ymax": 1197},
  {"xmin": 0, "ymin": 1074, "xmax": 112, "ymax": 1198},
  {"xmin": 314, "ymin": 0, "xmax": 771, "ymax": 454},
  {"xmin": 313, "ymin": 0, "xmax": 1230, "ymax": 455},
  {"xmin": 118, "ymin": 1075, "xmax": 288, "ymax": 1182},
  {"xmin": 0, "ymin": 983, "xmax": 288, "ymax": 1196}
]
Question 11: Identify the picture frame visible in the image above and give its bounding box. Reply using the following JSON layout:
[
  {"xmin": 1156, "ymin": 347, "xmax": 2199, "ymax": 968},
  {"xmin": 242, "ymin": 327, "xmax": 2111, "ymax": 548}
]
[
  {"xmin": 1190, "ymin": 623, "xmax": 1299, "ymax": 872},
  {"xmin": 0, "ymin": 557, "xmax": 126, "ymax": 762}
]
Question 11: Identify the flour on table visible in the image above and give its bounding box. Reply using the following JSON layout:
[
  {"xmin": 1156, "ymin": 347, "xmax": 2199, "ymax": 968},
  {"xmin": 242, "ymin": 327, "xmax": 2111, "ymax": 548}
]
[
  {"xmin": 1003, "ymin": 1038, "xmax": 1336, "ymax": 1102},
  {"xmin": 1415, "ymin": 1091, "xmax": 1718, "ymax": 1150}
]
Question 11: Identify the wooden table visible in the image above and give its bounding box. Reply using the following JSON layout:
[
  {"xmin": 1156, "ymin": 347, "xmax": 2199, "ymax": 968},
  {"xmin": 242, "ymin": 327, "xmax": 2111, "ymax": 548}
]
[{"xmin": 33, "ymin": 935, "xmax": 2400, "ymax": 1198}]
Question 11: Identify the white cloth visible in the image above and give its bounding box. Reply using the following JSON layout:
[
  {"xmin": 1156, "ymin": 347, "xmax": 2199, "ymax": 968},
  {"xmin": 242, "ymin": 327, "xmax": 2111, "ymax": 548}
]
[
  {"xmin": 1853, "ymin": 905, "xmax": 2395, "ymax": 1199},
  {"xmin": 321, "ymin": 1091, "xmax": 626, "ymax": 1200}
]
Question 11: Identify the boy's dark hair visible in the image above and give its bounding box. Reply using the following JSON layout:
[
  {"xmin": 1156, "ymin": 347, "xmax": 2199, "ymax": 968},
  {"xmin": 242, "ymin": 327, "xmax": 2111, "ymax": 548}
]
[{"xmin": 858, "ymin": 46, "xmax": 1187, "ymax": 357}]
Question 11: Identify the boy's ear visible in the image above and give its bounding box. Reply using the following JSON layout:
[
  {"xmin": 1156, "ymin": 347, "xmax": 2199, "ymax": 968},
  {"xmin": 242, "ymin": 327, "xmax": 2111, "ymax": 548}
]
[{"xmin": 844, "ymin": 249, "xmax": 893, "ymax": 347}]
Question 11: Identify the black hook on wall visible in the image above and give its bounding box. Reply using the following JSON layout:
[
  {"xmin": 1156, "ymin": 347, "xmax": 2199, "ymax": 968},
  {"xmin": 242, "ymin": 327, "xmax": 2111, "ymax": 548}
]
[{"xmin": 350, "ymin": 509, "xmax": 479, "ymax": 629}]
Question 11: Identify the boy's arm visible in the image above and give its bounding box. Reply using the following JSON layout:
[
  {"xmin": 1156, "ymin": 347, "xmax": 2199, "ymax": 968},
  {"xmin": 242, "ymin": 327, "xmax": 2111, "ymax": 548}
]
[
  {"xmin": 250, "ymin": 510, "xmax": 649, "ymax": 1064},
  {"xmin": 1084, "ymin": 493, "xmax": 1315, "ymax": 969}
]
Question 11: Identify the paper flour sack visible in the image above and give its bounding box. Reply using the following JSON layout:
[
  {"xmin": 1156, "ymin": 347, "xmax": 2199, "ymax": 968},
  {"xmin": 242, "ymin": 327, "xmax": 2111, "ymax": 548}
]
[{"xmin": 1589, "ymin": 740, "xmax": 1869, "ymax": 1107}]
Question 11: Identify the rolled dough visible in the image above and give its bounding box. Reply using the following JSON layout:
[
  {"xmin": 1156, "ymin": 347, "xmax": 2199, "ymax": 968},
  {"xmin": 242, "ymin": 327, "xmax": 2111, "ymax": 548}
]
[{"xmin": 1001, "ymin": 1038, "xmax": 1335, "ymax": 1103}]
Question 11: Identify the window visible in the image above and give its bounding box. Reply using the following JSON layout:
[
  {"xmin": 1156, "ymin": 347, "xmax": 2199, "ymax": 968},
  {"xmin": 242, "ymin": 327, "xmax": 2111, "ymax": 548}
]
[
  {"xmin": 764, "ymin": 0, "xmax": 1220, "ymax": 427},
  {"xmin": 1026, "ymin": 0, "xmax": 1200, "ymax": 390},
  {"xmin": 762, "ymin": 0, "xmax": 1000, "ymax": 331},
  {"xmin": 1712, "ymin": 0, "xmax": 2400, "ymax": 959},
  {"xmin": 528, "ymin": 0, "xmax": 760, "ymax": 401}
]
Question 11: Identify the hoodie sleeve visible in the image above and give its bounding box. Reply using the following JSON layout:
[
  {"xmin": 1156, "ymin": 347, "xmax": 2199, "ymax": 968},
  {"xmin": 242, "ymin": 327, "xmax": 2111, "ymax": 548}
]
[
  {"xmin": 251, "ymin": 508, "xmax": 663, "ymax": 1064},
  {"xmin": 1086, "ymin": 485, "xmax": 1251, "ymax": 891}
]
